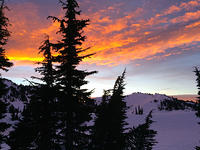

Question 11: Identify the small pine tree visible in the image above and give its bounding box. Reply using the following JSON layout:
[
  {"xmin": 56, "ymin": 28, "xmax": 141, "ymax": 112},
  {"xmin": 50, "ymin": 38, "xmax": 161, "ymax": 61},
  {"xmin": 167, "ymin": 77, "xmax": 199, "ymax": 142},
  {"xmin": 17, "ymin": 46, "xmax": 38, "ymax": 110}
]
[
  {"xmin": 127, "ymin": 111, "xmax": 157, "ymax": 150},
  {"xmin": 91, "ymin": 70, "xmax": 127, "ymax": 150},
  {"xmin": 135, "ymin": 106, "xmax": 143, "ymax": 115}
]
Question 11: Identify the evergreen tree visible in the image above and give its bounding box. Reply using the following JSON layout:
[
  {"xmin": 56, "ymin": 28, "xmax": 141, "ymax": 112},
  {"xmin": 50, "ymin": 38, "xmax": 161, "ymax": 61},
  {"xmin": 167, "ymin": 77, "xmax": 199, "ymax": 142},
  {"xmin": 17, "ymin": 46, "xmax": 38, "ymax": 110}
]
[
  {"xmin": 91, "ymin": 70, "xmax": 127, "ymax": 150},
  {"xmin": 90, "ymin": 90, "xmax": 111, "ymax": 150},
  {"xmin": 48, "ymin": 0, "xmax": 96, "ymax": 149},
  {"xmin": 30, "ymin": 36, "xmax": 59, "ymax": 150},
  {"xmin": 8, "ymin": 36, "xmax": 60, "ymax": 150},
  {"xmin": 0, "ymin": 0, "xmax": 12, "ymax": 148},
  {"xmin": 0, "ymin": 0, "xmax": 12, "ymax": 72},
  {"xmin": 32, "ymin": 35, "xmax": 59, "ymax": 150},
  {"xmin": 33, "ymin": 35, "xmax": 55, "ymax": 87},
  {"xmin": 194, "ymin": 67, "xmax": 200, "ymax": 117},
  {"xmin": 106, "ymin": 70, "xmax": 127, "ymax": 150},
  {"xmin": 126, "ymin": 111, "xmax": 157, "ymax": 150}
]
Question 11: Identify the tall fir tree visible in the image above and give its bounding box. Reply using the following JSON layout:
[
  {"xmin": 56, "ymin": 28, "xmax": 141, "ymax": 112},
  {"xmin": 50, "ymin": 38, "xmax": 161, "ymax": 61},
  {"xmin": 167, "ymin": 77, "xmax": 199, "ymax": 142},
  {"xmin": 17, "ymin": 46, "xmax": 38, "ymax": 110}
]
[
  {"xmin": 0, "ymin": 0, "xmax": 12, "ymax": 148},
  {"xmin": 126, "ymin": 111, "xmax": 157, "ymax": 150},
  {"xmin": 32, "ymin": 35, "xmax": 59, "ymax": 150},
  {"xmin": 91, "ymin": 70, "xmax": 127, "ymax": 150},
  {"xmin": 8, "ymin": 36, "xmax": 60, "ymax": 150},
  {"xmin": 106, "ymin": 70, "xmax": 127, "ymax": 150},
  {"xmin": 194, "ymin": 67, "xmax": 200, "ymax": 117},
  {"xmin": 48, "ymin": 0, "xmax": 97, "ymax": 149}
]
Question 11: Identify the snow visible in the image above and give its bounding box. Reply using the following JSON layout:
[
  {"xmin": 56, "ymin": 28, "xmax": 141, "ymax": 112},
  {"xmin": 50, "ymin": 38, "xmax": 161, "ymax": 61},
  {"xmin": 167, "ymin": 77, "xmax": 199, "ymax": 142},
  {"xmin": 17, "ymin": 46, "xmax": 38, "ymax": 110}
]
[
  {"xmin": 153, "ymin": 111, "xmax": 199, "ymax": 150},
  {"xmin": 125, "ymin": 93, "xmax": 200, "ymax": 150}
]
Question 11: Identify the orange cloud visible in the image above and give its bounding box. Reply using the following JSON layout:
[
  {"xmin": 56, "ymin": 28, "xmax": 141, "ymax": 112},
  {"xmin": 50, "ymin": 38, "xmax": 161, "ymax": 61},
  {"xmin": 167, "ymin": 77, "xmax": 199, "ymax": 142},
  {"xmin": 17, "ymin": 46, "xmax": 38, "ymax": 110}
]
[
  {"xmin": 5, "ymin": 0, "xmax": 200, "ymax": 67},
  {"xmin": 185, "ymin": 21, "xmax": 200, "ymax": 28},
  {"xmin": 170, "ymin": 10, "xmax": 200, "ymax": 23},
  {"xmin": 180, "ymin": 0, "xmax": 199, "ymax": 10},
  {"xmin": 164, "ymin": 5, "xmax": 181, "ymax": 15}
]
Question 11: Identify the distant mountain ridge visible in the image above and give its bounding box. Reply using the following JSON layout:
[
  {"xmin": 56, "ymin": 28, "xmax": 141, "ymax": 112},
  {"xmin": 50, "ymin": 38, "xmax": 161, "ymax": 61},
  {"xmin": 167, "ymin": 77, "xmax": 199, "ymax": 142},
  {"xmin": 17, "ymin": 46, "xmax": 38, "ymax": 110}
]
[{"xmin": 172, "ymin": 94, "xmax": 198, "ymax": 102}]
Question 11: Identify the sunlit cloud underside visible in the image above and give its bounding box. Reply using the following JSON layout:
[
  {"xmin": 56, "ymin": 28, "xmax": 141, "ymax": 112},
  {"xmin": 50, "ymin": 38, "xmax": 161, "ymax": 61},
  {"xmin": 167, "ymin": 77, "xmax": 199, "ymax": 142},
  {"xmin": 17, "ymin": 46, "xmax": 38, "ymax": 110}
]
[{"xmin": 5, "ymin": 0, "xmax": 200, "ymax": 66}]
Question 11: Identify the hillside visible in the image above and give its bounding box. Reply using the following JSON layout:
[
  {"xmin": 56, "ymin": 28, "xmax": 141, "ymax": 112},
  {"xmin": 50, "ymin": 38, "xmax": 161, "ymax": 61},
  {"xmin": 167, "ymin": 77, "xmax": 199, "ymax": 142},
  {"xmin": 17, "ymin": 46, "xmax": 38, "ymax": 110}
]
[
  {"xmin": 124, "ymin": 93, "xmax": 199, "ymax": 150},
  {"xmin": 0, "ymin": 79, "xmax": 30, "ymax": 150},
  {"xmin": 0, "ymin": 79, "xmax": 199, "ymax": 150}
]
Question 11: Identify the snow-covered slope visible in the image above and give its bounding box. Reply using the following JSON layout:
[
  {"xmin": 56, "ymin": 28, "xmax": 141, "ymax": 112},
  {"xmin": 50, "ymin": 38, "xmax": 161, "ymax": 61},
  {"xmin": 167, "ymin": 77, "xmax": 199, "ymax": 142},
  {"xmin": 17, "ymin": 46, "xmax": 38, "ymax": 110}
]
[
  {"xmin": 124, "ymin": 92, "xmax": 199, "ymax": 150},
  {"xmin": 0, "ymin": 79, "xmax": 199, "ymax": 150},
  {"xmin": 1, "ymin": 79, "xmax": 29, "ymax": 110},
  {"xmin": 0, "ymin": 79, "xmax": 30, "ymax": 150}
]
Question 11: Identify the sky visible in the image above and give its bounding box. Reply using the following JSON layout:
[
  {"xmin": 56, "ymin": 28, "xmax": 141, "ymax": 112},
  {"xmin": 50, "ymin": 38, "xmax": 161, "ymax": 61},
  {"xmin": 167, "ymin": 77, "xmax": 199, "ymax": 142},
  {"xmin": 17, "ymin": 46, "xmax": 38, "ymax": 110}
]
[{"xmin": 1, "ymin": 0, "xmax": 200, "ymax": 97}]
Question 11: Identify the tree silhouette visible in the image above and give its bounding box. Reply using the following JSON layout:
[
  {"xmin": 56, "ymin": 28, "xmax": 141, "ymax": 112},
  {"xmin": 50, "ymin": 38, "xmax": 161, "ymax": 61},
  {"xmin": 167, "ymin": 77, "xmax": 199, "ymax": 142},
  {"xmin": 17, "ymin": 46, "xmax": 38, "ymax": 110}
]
[
  {"xmin": 48, "ymin": 0, "xmax": 97, "ymax": 149},
  {"xmin": 0, "ymin": 0, "xmax": 12, "ymax": 72},
  {"xmin": 91, "ymin": 70, "xmax": 127, "ymax": 150},
  {"xmin": 127, "ymin": 111, "xmax": 157, "ymax": 150},
  {"xmin": 8, "ymin": 36, "xmax": 60, "ymax": 150},
  {"xmin": 33, "ymin": 35, "xmax": 56, "ymax": 87},
  {"xmin": 90, "ymin": 89, "xmax": 111, "ymax": 150},
  {"xmin": 31, "ymin": 35, "xmax": 59, "ymax": 150}
]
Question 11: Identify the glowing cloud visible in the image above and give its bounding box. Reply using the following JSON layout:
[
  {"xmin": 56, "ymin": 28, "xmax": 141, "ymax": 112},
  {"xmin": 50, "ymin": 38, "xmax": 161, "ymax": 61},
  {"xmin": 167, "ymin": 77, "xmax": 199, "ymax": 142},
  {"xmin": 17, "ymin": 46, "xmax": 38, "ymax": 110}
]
[{"xmin": 5, "ymin": 0, "xmax": 200, "ymax": 66}]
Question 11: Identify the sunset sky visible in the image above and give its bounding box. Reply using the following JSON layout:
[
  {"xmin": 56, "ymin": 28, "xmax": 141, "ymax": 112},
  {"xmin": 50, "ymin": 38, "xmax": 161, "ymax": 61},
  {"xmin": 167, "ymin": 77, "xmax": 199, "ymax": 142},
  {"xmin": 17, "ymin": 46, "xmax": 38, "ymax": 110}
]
[{"xmin": 1, "ymin": 0, "xmax": 200, "ymax": 97}]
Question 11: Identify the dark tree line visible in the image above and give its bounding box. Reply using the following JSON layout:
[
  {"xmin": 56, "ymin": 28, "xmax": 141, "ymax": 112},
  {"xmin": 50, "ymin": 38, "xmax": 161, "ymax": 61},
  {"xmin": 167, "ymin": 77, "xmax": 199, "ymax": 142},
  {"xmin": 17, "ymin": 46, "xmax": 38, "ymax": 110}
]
[{"xmin": 158, "ymin": 98, "xmax": 196, "ymax": 111}]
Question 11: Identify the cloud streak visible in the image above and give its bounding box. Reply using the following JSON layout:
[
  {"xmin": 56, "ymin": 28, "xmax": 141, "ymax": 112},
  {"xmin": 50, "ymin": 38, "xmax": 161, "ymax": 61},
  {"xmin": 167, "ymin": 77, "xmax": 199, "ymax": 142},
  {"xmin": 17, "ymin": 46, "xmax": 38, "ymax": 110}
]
[{"xmin": 4, "ymin": 0, "xmax": 200, "ymax": 66}]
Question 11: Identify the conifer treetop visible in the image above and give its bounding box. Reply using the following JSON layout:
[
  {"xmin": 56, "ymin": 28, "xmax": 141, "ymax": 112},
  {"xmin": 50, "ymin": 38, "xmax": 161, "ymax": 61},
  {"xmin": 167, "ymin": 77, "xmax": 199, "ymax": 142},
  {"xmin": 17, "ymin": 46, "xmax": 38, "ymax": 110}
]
[
  {"xmin": 0, "ymin": 0, "xmax": 13, "ymax": 72},
  {"xmin": 47, "ymin": 0, "xmax": 97, "ymax": 92}
]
